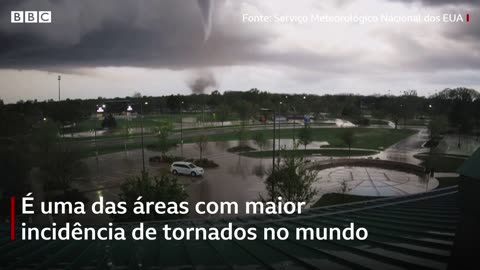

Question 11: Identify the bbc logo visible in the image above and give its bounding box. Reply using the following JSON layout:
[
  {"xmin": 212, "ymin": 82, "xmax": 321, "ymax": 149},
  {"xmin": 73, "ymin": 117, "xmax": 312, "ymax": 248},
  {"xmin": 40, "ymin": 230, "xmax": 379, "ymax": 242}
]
[{"xmin": 11, "ymin": 11, "xmax": 52, "ymax": 23}]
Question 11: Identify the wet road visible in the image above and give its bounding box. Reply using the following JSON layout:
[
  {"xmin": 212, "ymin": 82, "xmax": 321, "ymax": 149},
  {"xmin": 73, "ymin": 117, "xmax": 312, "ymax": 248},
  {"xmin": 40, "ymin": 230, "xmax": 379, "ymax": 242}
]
[{"xmin": 378, "ymin": 127, "xmax": 428, "ymax": 165}]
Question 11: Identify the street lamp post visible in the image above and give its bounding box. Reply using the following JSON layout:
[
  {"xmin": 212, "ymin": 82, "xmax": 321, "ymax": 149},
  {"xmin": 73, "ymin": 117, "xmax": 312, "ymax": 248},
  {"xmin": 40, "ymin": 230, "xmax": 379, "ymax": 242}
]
[
  {"xmin": 292, "ymin": 96, "xmax": 302, "ymax": 143},
  {"xmin": 292, "ymin": 110, "xmax": 296, "ymax": 143},
  {"xmin": 58, "ymin": 75, "xmax": 61, "ymax": 101},
  {"xmin": 278, "ymin": 101, "xmax": 283, "ymax": 153},
  {"xmin": 126, "ymin": 105, "xmax": 133, "ymax": 157},
  {"xmin": 272, "ymin": 109, "xmax": 276, "ymax": 199},
  {"xmin": 140, "ymin": 101, "xmax": 148, "ymax": 172},
  {"xmin": 260, "ymin": 108, "xmax": 276, "ymax": 199},
  {"xmin": 95, "ymin": 105, "xmax": 105, "ymax": 175},
  {"xmin": 180, "ymin": 101, "xmax": 184, "ymax": 157},
  {"xmin": 400, "ymin": 104, "xmax": 405, "ymax": 128}
]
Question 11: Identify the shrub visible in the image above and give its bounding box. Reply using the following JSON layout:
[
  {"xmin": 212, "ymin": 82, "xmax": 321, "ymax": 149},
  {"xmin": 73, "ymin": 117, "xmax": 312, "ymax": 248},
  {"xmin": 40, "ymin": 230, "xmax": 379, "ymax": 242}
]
[
  {"xmin": 149, "ymin": 155, "xmax": 184, "ymax": 164},
  {"xmin": 185, "ymin": 158, "xmax": 219, "ymax": 168},
  {"xmin": 114, "ymin": 171, "xmax": 188, "ymax": 222}
]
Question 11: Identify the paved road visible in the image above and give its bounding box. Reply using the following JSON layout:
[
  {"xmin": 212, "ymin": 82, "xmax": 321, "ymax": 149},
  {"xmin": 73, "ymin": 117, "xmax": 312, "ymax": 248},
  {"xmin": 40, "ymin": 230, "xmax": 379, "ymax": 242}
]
[{"xmin": 379, "ymin": 127, "xmax": 428, "ymax": 165}]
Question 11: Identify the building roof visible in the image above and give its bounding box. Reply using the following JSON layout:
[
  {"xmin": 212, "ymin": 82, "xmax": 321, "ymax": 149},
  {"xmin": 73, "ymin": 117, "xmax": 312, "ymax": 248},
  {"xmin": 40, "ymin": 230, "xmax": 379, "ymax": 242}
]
[
  {"xmin": 457, "ymin": 147, "xmax": 480, "ymax": 180},
  {"xmin": 0, "ymin": 186, "xmax": 459, "ymax": 269}
]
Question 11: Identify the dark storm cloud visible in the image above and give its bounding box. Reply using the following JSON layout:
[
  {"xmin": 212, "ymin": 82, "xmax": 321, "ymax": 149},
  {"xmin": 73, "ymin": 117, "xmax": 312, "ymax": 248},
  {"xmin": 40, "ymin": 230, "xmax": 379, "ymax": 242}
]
[
  {"xmin": 0, "ymin": 0, "xmax": 276, "ymax": 69},
  {"xmin": 0, "ymin": 0, "xmax": 360, "ymax": 73},
  {"xmin": 389, "ymin": 0, "xmax": 478, "ymax": 6},
  {"xmin": 1, "ymin": 0, "xmax": 478, "ymax": 76}
]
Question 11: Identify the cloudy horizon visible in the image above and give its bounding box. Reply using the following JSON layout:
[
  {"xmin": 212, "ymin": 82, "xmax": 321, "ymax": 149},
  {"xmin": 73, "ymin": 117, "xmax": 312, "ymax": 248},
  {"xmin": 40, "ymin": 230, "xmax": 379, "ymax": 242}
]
[{"xmin": 1, "ymin": 0, "xmax": 479, "ymax": 103}]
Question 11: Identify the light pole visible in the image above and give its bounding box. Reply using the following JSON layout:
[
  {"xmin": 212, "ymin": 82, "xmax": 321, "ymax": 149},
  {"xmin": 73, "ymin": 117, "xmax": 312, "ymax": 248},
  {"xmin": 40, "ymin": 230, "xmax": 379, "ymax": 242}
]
[
  {"xmin": 140, "ymin": 101, "xmax": 148, "ymax": 172},
  {"xmin": 95, "ymin": 105, "xmax": 104, "ymax": 175},
  {"xmin": 126, "ymin": 105, "xmax": 133, "ymax": 157},
  {"xmin": 284, "ymin": 95, "xmax": 289, "ymax": 129},
  {"xmin": 260, "ymin": 107, "xmax": 276, "ymax": 200},
  {"xmin": 400, "ymin": 104, "xmax": 405, "ymax": 128},
  {"xmin": 58, "ymin": 75, "xmax": 61, "ymax": 101},
  {"xmin": 278, "ymin": 101, "xmax": 283, "ymax": 153},
  {"xmin": 180, "ymin": 101, "xmax": 184, "ymax": 157}
]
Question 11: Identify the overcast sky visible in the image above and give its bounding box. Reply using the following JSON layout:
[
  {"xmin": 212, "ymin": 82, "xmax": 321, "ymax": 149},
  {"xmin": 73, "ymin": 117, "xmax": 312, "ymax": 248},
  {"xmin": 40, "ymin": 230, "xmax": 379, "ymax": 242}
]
[{"xmin": 0, "ymin": 0, "xmax": 479, "ymax": 103}]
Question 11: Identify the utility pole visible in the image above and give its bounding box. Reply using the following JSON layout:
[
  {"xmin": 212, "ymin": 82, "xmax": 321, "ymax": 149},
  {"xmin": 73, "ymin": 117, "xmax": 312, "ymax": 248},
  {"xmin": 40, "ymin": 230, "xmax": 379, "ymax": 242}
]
[
  {"xmin": 260, "ymin": 107, "xmax": 276, "ymax": 200},
  {"xmin": 141, "ymin": 102, "xmax": 147, "ymax": 172},
  {"xmin": 94, "ymin": 105, "xmax": 104, "ymax": 177},
  {"xmin": 180, "ymin": 101, "xmax": 184, "ymax": 157},
  {"xmin": 272, "ymin": 109, "xmax": 276, "ymax": 201},
  {"xmin": 278, "ymin": 101, "xmax": 282, "ymax": 155},
  {"xmin": 58, "ymin": 75, "xmax": 61, "ymax": 101}
]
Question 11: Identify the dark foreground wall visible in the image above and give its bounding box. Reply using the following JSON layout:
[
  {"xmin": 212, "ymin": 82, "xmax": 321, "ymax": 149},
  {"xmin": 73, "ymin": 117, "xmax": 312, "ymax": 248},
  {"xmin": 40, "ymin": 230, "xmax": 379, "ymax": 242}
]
[{"xmin": 448, "ymin": 177, "xmax": 480, "ymax": 269}]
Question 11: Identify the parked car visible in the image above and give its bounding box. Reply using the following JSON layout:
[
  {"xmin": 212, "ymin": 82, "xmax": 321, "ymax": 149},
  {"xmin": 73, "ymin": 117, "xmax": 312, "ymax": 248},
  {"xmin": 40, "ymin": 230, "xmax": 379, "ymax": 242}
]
[{"xmin": 170, "ymin": 161, "xmax": 204, "ymax": 177}]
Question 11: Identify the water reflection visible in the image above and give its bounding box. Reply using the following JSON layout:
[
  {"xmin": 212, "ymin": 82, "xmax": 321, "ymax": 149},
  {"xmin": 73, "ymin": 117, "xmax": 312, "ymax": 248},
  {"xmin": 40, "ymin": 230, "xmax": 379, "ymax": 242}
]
[{"xmin": 77, "ymin": 139, "xmax": 440, "ymax": 217}]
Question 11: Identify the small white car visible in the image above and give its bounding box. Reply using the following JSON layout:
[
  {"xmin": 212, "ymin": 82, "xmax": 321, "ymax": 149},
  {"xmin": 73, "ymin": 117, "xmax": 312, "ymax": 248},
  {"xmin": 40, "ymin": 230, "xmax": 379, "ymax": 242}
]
[{"xmin": 170, "ymin": 161, "xmax": 204, "ymax": 177}]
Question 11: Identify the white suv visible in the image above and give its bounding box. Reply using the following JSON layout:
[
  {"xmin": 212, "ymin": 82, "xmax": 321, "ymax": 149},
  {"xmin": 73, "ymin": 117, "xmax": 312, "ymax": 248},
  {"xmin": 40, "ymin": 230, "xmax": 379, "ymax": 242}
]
[{"xmin": 170, "ymin": 161, "xmax": 204, "ymax": 177}]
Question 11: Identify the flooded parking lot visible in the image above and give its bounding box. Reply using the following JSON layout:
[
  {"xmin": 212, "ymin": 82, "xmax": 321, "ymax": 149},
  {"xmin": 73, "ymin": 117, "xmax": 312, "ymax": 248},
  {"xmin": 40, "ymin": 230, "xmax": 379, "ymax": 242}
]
[{"xmin": 71, "ymin": 134, "xmax": 441, "ymax": 219}]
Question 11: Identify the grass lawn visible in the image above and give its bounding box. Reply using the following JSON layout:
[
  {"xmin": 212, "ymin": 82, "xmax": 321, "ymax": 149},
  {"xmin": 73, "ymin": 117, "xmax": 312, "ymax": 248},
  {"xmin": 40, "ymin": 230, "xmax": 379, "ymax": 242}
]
[
  {"xmin": 313, "ymin": 193, "xmax": 380, "ymax": 207},
  {"xmin": 241, "ymin": 149, "xmax": 378, "ymax": 158},
  {"xmin": 79, "ymin": 128, "xmax": 415, "ymax": 158},
  {"xmin": 78, "ymin": 142, "xmax": 143, "ymax": 158},
  {"xmin": 182, "ymin": 128, "xmax": 416, "ymax": 150},
  {"xmin": 73, "ymin": 113, "xmax": 229, "ymax": 132},
  {"xmin": 414, "ymin": 154, "xmax": 467, "ymax": 172}
]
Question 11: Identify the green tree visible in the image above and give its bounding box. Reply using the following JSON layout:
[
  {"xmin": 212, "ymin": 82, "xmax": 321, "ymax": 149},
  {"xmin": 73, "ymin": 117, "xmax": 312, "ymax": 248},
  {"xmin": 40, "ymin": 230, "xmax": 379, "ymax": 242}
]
[
  {"xmin": 340, "ymin": 179, "xmax": 351, "ymax": 203},
  {"xmin": 31, "ymin": 119, "xmax": 59, "ymax": 156},
  {"xmin": 101, "ymin": 114, "xmax": 117, "ymax": 129},
  {"xmin": 253, "ymin": 132, "xmax": 268, "ymax": 151},
  {"xmin": 297, "ymin": 126, "xmax": 313, "ymax": 152},
  {"xmin": 194, "ymin": 134, "xmax": 209, "ymax": 159},
  {"xmin": 39, "ymin": 144, "xmax": 85, "ymax": 192},
  {"xmin": 341, "ymin": 129, "xmax": 355, "ymax": 157},
  {"xmin": 264, "ymin": 152, "xmax": 317, "ymax": 203},
  {"xmin": 115, "ymin": 171, "xmax": 188, "ymax": 221},
  {"xmin": 166, "ymin": 94, "xmax": 182, "ymax": 112},
  {"xmin": 217, "ymin": 104, "xmax": 230, "ymax": 127},
  {"xmin": 387, "ymin": 99, "xmax": 402, "ymax": 129},
  {"xmin": 0, "ymin": 138, "xmax": 31, "ymax": 197},
  {"xmin": 154, "ymin": 120, "xmax": 174, "ymax": 156},
  {"xmin": 236, "ymin": 125, "xmax": 250, "ymax": 147},
  {"xmin": 428, "ymin": 116, "xmax": 448, "ymax": 142},
  {"xmin": 400, "ymin": 90, "xmax": 420, "ymax": 123},
  {"xmin": 234, "ymin": 100, "xmax": 254, "ymax": 125}
]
